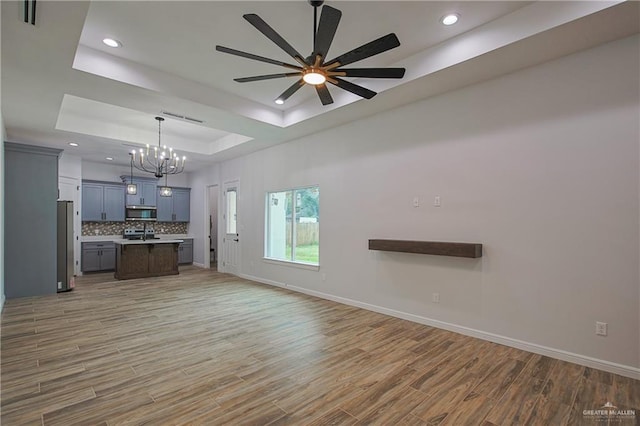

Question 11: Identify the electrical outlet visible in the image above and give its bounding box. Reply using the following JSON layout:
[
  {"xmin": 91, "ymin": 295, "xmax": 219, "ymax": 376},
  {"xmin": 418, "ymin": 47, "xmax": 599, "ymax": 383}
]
[
  {"xmin": 413, "ymin": 197, "xmax": 419, "ymax": 208},
  {"xmin": 595, "ymin": 321, "xmax": 608, "ymax": 336},
  {"xmin": 432, "ymin": 293, "xmax": 440, "ymax": 303},
  {"xmin": 434, "ymin": 195, "xmax": 441, "ymax": 207}
]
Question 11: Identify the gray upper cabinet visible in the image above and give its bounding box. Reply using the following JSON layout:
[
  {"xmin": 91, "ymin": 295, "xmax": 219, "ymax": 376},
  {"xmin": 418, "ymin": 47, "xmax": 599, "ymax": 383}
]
[
  {"xmin": 126, "ymin": 181, "xmax": 157, "ymax": 207},
  {"xmin": 82, "ymin": 184, "xmax": 104, "ymax": 221},
  {"xmin": 156, "ymin": 187, "xmax": 190, "ymax": 222},
  {"xmin": 156, "ymin": 189, "xmax": 173, "ymax": 222},
  {"xmin": 104, "ymin": 186, "xmax": 125, "ymax": 220},
  {"xmin": 173, "ymin": 189, "xmax": 190, "ymax": 222},
  {"xmin": 82, "ymin": 181, "xmax": 125, "ymax": 222}
]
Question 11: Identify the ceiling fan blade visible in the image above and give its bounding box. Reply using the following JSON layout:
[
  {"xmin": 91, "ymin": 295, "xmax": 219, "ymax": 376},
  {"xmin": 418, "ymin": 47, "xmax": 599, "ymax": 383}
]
[
  {"xmin": 334, "ymin": 68, "xmax": 405, "ymax": 78},
  {"xmin": 325, "ymin": 33, "xmax": 401, "ymax": 67},
  {"xmin": 234, "ymin": 73, "xmax": 301, "ymax": 83},
  {"xmin": 216, "ymin": 46, "xmax": 302, "ymax": 70},
  {"xmin": 315, "ymin": 84, "xmax": 334, "ymax": 105},
  {"xmin": 244, "ymin": 14, "xmax": 308, "ymax": 65},
  {"xmin": 277, "ymin": 79, "xmax": 306, "ymax": 103},
  {"xmin": 313, "ymin": 5, "xmax": 342, "ymax": 61},
  {"xmin": 330, "ymin": 77, "xmax": 377, "ymax": 99}
]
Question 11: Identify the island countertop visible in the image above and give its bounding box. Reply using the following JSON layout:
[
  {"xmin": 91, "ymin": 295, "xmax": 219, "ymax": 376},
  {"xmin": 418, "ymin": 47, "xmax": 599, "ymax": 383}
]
[{"xmin": 113, "ymin": 239, "xmax": 184, "ymax": 245}]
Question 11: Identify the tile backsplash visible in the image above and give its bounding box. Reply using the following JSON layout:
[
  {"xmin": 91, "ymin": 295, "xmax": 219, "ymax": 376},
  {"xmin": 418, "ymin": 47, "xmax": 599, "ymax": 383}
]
[{"xmin": 82, "ymin": 222, "xmax": 189, "ymax": 236}]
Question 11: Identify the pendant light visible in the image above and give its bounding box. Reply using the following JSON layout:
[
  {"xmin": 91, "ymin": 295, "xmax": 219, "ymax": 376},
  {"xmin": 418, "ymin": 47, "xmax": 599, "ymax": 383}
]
[
  {"xmin": 127, "ymin": 154, "xmax": 137, "ymax": 195},
  {"xmin": 159, "ymin": 173, "xmax": 172, "ymax": 197}
]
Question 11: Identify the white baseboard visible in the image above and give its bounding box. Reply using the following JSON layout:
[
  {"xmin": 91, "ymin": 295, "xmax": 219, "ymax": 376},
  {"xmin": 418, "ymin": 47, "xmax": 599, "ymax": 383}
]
[
  {"xmin": 0, "ymin": 293, "xmax": 5, "ymax": 313},
  {"xmin": 192, "ymin": 262, "xmax": 206, "ymax": 269},
  {"xmin": 238, "ymin": 272, "xmax": 640, "ymax": 380}
]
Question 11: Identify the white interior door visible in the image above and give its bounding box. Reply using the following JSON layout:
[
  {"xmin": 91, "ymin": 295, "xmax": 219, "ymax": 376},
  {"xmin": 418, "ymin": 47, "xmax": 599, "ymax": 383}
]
[
  {"xmin": 222, "ymin": 180, "xmax": 240, "ymax": 275},
  {"xmin": 58, "ymin": 177, "xmax": 80, "ymax": 275}
]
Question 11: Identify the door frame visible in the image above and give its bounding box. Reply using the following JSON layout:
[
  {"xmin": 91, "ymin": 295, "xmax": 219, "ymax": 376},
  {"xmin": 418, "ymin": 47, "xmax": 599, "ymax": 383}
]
[{"xmin": 203, "ymin": 184, "xmax": 219, "ymax": 269}]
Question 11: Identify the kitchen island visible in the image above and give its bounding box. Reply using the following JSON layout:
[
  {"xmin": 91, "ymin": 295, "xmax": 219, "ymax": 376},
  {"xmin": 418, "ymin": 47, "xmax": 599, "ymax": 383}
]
[{"xmin": 114, "ymin": 239, "xmax": 183, "ymax": 280}]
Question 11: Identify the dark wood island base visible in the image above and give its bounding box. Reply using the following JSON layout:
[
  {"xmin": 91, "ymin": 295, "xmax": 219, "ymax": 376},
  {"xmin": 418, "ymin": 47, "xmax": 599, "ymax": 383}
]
[{"xmin": 114, "ymin": 241, "xmax": 181, "ymax": 280}]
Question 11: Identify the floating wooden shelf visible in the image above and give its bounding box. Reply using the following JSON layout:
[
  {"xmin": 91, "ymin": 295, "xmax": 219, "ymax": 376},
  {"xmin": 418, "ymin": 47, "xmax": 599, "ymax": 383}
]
[{"xmin": 368, "ymin": 239, "xmax": 482, "ymax": 258}]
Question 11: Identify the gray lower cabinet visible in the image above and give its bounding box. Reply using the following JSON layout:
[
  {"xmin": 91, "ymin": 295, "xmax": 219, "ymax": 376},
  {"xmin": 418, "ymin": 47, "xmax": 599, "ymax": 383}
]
[
  {"xmin": 82, "ymin": 242, "xmax": 116, "ymax": 272},
  {"xmin": 178, "ymin": 239, "xmax": 193, "ymax": 264}
]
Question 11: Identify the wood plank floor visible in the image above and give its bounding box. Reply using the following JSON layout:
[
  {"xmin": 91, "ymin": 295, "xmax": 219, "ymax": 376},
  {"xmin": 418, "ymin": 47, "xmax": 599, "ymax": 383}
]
[{"xmin": 1, "ymin": 267, "xmax": 638, "ymax": 425}]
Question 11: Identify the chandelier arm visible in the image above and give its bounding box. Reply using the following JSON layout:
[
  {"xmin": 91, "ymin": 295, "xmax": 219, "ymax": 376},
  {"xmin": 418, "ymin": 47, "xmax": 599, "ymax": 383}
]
[{"xmin": 133, "ymin": 161, "xmax": 157, "ymax": 175}]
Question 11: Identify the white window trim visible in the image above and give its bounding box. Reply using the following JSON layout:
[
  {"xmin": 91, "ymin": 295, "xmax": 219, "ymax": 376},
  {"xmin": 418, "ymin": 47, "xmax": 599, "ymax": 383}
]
[
  {"xmin": 262, "ymin": 257, "xmax": 320, "ymax": 271},
  {"xmin": 264, "ymin": 184, "xmax": 320, "ymax": 268}
]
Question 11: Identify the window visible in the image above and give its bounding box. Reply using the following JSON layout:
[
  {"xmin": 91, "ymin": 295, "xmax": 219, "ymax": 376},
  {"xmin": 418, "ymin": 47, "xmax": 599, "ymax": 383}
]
[
  {"xmin": 265, "ymin": 186, "xmax": 319, "ymax": 265},
  {"xmin": 226, "ymin": 187, "xmax": 237, "ymax": 235}
]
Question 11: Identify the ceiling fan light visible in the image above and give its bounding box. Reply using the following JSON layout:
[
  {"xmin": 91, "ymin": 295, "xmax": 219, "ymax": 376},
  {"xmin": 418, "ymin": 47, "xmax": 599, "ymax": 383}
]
[{"xmin": 303, "ymin": 70, "xmax": 326, "ymax": 85}]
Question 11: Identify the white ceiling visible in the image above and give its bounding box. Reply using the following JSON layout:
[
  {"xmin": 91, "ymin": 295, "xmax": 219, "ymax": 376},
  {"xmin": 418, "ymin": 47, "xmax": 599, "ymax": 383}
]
[{"xmin": 2, "ymin": 1, "xmax": 638, "ymax": 172}]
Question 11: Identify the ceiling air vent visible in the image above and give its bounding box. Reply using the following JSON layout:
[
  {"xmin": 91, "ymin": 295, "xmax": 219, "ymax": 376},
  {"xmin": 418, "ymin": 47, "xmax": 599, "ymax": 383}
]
[
  {"xmin": 162, "ymin": 111, "xmax": 183, "ymax": 119},
  {"xmin": 161, "ymin": 111, "xmax": 205, "ymax": 124}
]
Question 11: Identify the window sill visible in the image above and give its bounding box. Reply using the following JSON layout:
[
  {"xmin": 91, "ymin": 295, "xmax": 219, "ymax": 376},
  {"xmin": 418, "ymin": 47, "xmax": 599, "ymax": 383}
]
[{"xmin": 262, "ymin": 257, "xmax": 320, "ymax": 271}]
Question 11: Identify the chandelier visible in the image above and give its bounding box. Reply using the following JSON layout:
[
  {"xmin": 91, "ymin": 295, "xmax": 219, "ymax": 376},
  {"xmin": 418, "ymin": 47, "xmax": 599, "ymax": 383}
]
[
  {"xmin": 129, "ymin": 116, "xmax": 186, "ymax": 197},
  {"xmin": 130, "ymin": 116, "xmax": 186, "ymax": 179}
]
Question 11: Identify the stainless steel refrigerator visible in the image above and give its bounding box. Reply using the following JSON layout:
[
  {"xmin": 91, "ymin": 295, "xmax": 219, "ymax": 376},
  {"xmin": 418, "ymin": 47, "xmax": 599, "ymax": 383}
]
[{"xmin": 57, "ymin": 200, "xmax": 75, "ymax": 292}]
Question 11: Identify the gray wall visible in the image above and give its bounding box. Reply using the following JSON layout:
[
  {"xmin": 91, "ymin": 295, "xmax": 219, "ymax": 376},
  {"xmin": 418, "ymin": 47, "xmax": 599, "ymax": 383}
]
[
  {"xmin": 4, "ymin": 143, "xmax": 61, "ymax": 298},
  {"xmin": 0, "ymin": 2, "xmax": 4, "ymax": 310}
]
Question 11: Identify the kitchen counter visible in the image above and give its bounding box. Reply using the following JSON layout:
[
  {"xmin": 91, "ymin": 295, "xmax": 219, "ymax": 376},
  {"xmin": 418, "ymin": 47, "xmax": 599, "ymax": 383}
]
[
  {"xmin": 113, "ymin": 239, "xmax": 184, "ymax": 245},
  {"xmin": 82, "ymin": 234, "xmax": 191, "ymax": 242}
]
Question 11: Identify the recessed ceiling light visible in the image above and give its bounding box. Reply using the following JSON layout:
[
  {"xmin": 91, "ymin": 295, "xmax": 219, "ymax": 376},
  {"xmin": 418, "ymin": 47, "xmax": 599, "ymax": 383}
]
[
  {"xmin": 274, "ymin": 99, "xmax": 285, "ymax": 105},
  {"xmin": 106, "ymin": 157, "xmax": 114, "ymax": 161},
  {"xmin": 441, "ymin": 14, "xmax": 460, "ymax": 26},
  {"xmin": 102, "ymin": 38, "xmax": 122, "ymax": 48},
  {"xmin": 68, "ymin": 142, "xmax": 79, "ymax": 147}
]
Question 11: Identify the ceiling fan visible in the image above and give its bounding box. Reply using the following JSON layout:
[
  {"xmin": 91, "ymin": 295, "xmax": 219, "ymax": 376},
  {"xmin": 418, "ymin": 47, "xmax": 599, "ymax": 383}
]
[{"xmin": 216, "ymin": 0, "xmax": 406, "ymax": 106}]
